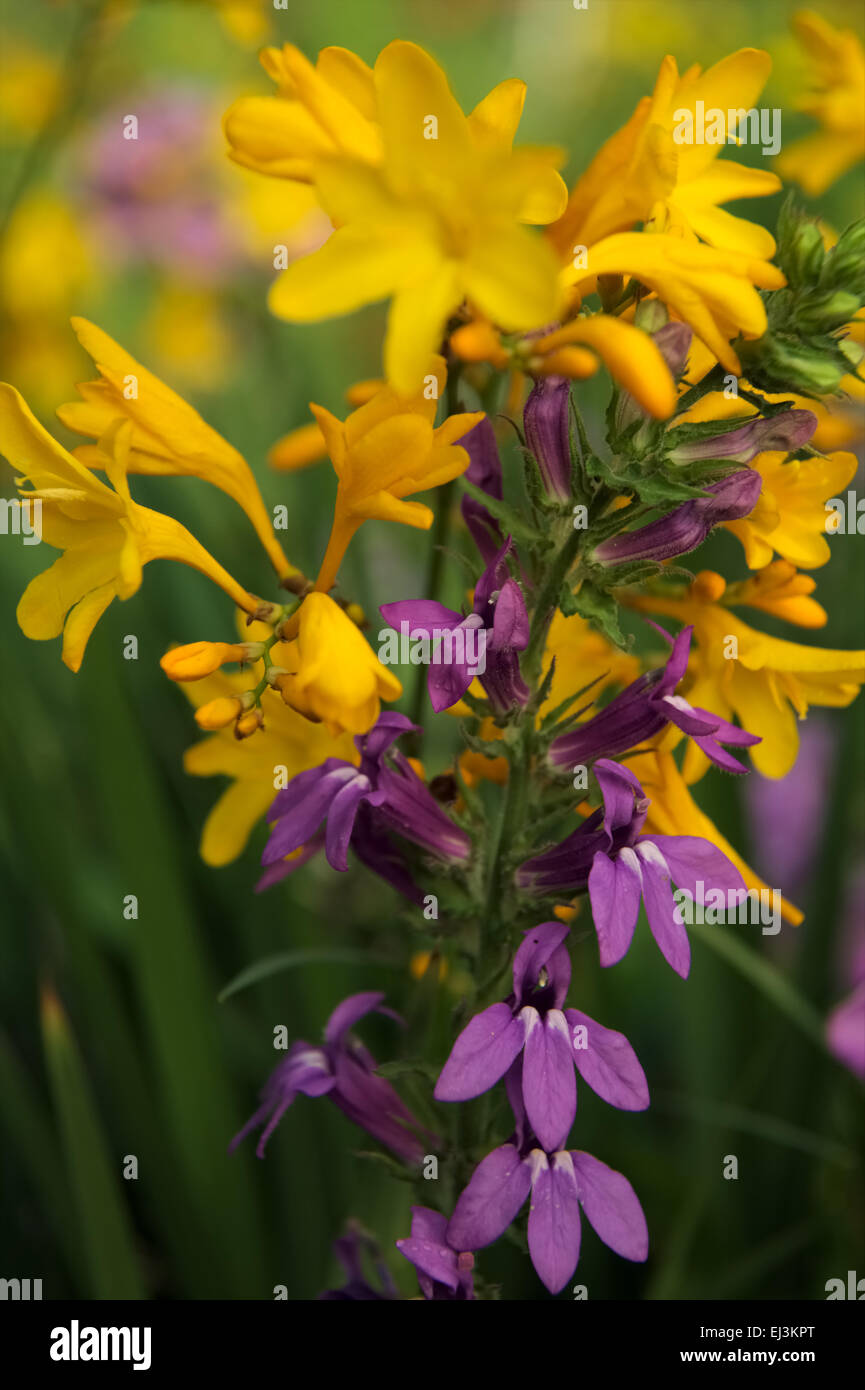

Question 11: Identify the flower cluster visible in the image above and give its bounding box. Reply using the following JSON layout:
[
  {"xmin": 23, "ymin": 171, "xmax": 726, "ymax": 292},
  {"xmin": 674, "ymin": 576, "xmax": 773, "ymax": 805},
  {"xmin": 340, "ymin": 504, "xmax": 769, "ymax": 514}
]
[{"xmin": 3, "ymin": 21, "xmax": 864, "ymax": 1300}]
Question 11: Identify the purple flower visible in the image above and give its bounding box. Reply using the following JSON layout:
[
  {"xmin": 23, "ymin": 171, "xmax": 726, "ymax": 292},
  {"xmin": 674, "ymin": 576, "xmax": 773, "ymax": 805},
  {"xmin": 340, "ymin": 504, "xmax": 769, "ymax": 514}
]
[
  {"xmin": 460, "ymin": 417, "xmax": 504, "ymax": 565},
  {"xmin": 668, "ymin": 409, "xmax": 818, "ymax": 464},
  {"xmin": 320, "ymin": 1224, "xmax": 400, "ymax": 1301},
  {"xmin": 594, "ymin": 470, "xmax": 763, "ymax": 566},
  {"xmin": 259, "ymin": 712, "xmax": 471, "ymax": 892},
  {"xmin": 446, "ymin": 1077, "xmax": 647, "ymax": 1294},
  {"xmin": 524, "ymin": 375, "xmax": 571, "ymax": 501},
  {"xmin": 230, "ymin": 992, "xmax": 435, "ymax": 1165},
  {"xmin": 548, "ymin": 624, "xmax": 760, "ymax": 775},
  {"xmin": 434, "ymin": 921, "xmax": 648, "ymax": 1151},
  {"xmin": 396, "ymin": 1207, "xmax": 475, "ymax": 1300},
  {"xmin": 381, "ymin": 539, "xmax": 530, "ymax": 714},
  {"xmin": 826, "ymin": 983, "xmax": 865, "ymax": 1081},
  {"xmin": 516, "ymin": 759, "xmax": 747, "ymax": 978}
]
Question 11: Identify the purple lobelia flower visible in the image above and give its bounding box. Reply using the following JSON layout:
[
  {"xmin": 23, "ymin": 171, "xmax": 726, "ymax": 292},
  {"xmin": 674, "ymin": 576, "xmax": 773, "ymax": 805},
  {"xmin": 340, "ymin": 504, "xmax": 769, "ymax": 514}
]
[
  {"xmin": 524, "ymin": 375, "xmax": 571, "ymax": 501},
  {"xmin": 667, "ymin": 408, "xmax": 818, "ymax": 464},
  {"xmin": 381, "ymin": 539, "xmax": 530, "ymax": 714},
  {"xmin": 460, "ymin": 416, "xmax": 505, "ymax": 565},
  {"xmin": 259, "ymin": 712, "xmax": 471, "ymax": 892},
  {"xmin": 396, "ymin": 1207, "xmax": 476, "ymax": 1300},
  {"xmin": 548, "ymin": 623, "xmax": 760, "ymax": 775},
  {"xmin": 446, "ymin": 1076, "xmax": 647, "ymax": 1294},
  {"xmin": 320, "ymin": 1224, "xmax": 400, "ymax": 1301},
  {"xmin": 434, "ymin": 921, "xmax": 648, "ymax": 1151},
  {"xmin": 230, "ymin": 992, "xmax": 435, "ymax": 1165},
  {"xmin": 594, "ymin": 469, "xmax": 763, "ymax": 566},
  {"xmin": 516, "ymin": 759, "xmax": 747, "ymax": 978}
]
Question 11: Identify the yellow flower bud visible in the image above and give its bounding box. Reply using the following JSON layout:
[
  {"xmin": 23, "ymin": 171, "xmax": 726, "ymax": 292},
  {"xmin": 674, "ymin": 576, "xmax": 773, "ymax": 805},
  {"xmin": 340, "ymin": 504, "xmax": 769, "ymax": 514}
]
[
  {"xmin": 195, "ymin": 697, "xmax": 244, "ymax": 730},
  {"xmin": 160, "ymin": 640, "xmax": 262, "ymax": 682},
  {"xmin": 235, "ymin": 709, "xmax": 264, "ymax": 739}
]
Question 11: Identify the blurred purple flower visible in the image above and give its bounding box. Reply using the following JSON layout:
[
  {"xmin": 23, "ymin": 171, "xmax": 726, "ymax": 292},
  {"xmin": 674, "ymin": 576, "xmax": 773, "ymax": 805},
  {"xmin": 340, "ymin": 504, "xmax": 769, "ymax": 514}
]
[
  {"xmin": 744, "ymin": 719, "xmax": 834, "ymax": 899},
  {"xmin": 460, "ymin": 417, "xmax": 504, "ymax": 565},
  {"xmin": 320, "ymin": 1224, "xmax": 400, "ymax": 1301},
  {"xmin": 396, "ymin": 1207, "xmax": 475, "ymax": 1300},
  {"xmin": 230, "ymin": 992, "xmax": 435, "ymax": 1165}
]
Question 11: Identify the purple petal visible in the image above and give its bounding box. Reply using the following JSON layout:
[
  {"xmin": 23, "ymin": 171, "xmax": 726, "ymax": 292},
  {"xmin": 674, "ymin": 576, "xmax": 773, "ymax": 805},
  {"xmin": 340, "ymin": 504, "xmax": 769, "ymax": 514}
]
[
  {"xmin": 262, "ymin": 764, "xmax": 366, "ymax": 866},
  {"xmin": 594, "ymin": 758, "xmax": 646, "ymax": 837},
  {"xmin": 489, "ymin": 577, "xmax": 530, "ymax": 651},
  {"xmin": 434, "ymin": 1003, "xmax": 525, "ymax": 1102},
  {"xmin": 526, "ymin": 1149, "xmax": 582, "ymax": 1293},
  {"xmin": 513, "ymin": 921, "xmax": 571, "ymax": 1001},
  {"xmin": 324, "ymin": 776, "xmax": 377, "ymax": 871},
  {"xmin": 324, "ymin": 992, "xmax": 387, "ymax": 1045},
  {"xmin": 378, "ymin": 599, "xmax": 462, "ymax": 632},
  {"xmin": 635, "ymin": 841, "xmax": 691, "ymax": 978},
  {"xmin": 446, "ymin": 1145, "xmax": 532, "ymax": 1251},
  {"xmin": 565, "ymin": 1009, "xmax": 649, "ymax": 1110},
  {"xmin": 396, "ymin": 1206, "xmax": 460, "ymax": 1291},
  {"xmin": 588, "ymin": 848, "xmax": 642, "ymax": 967},
  {"xmin": 570, "ymin": 1151, "xmax": 649, "ymax": 1261},
  {"xmin": 641, "ymin": 834, "xmax": 747, "ymax": 904},
  {"xmin": 521, "ymin": 1008, "xmax": 577, "ymax": 1151}
]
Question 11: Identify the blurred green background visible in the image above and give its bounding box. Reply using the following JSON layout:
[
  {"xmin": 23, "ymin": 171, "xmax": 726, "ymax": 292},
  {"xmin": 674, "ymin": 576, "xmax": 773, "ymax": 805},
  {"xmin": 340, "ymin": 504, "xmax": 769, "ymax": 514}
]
[{"xmin": 0, "ymin": 0, "xmax": 863, "ymax": 1300}]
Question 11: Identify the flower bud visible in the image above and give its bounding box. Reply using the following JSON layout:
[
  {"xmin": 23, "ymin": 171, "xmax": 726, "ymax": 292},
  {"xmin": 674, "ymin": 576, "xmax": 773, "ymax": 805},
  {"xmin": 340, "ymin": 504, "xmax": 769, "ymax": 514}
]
[
  {"xmin": 594, "ymin": 470, "xmax": 762, "ymax": 565},
  {"xmin": 669, "ymin": 408, "xmax": 817, "ymax": 464},
  {"xmin": 195, "ymin": 697, "xmax": 244, "ymax": 730},
  {"xmin": 235, "ymin": 708, "xmax": 264, "ymax": 739},
  {"xmin": 524, "ymin": 375, "xmax": 572, "ymax": 501},
  {"xmin": 795, "ymin": 290, "xmax": 861, "ymax": 334},
  {"xmin": 160, "ymin": 640, "xmax": 263, "ymax": 682}
]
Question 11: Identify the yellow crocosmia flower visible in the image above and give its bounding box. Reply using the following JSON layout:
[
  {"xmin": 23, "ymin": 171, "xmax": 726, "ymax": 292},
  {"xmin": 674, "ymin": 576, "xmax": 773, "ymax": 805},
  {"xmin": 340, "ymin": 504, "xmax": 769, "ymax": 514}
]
[
  {"xmin": 551, "ymin": 48, "xmax": 780, "ymax": 259},
  {"xmin": 722, "ymin": 449, "xmax": 858, "ymax": 569},
  {"xmin": 160, "ymin": 639, "xmax": 263, "ymax": 682},
  {"xmin": 540, "ymin": 609, "xmax": 641, "ymax": 720},
  {"xmin": 627, "ymin": 749, "xmax": 803, "ymax": 926},
  {"xmin": 775, "ymin": 11, "xmax": 865, "ymax": 195},
  {"xmin": 626, "ymin": 577, "xmax": 865, "ymax": 780},
  {"xmin": 564, "ymin": 233, "xmax": 785, "ymax": 373},
  {"xmin": 274, "ymin": 592, "xmax": 402, "ymax": 737},
  {"xmin": 530, "ymin": 315, "xmax": 677, "ymax": 419},
  {"xmin": 311, "ymin": 357, "xmax": 483, "ymax": 593},
  {"xmin": 268, "ymin": 378, "xmax": 383, "ymax": 472},
  {"xmin": 722, "ymin": 561, "xmax": 827, "ymax": 629},
  {"xmin": 0, "ymin": 385, "xmax": 259, "ymax": 673},
  {"xmin": 56, "ymin": 318, "xmax": 296, "ymax": 580},
  {"xmin": 182, "ymin": 672, "xmax": 356, "ymax": 865},
  {"xmin": 267, "ymin": 41, "xmax": 567, "ymax": 395},
  {"xmin": 223, "ymin": 43, "xmax": 382, "ymax": 181}
]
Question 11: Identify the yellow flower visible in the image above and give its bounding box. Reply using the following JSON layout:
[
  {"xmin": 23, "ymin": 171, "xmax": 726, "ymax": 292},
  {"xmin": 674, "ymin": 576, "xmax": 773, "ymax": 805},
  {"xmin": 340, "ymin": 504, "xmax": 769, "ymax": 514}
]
[
  {"xmin": 627, "ymin": 576, "xmax": 865, "ymax": 779},
  {"xmin": 274, "ymin": 592, "xmax": 402, "ymax": 736},
  {"xmin": 562, "ymin": 232, "xmax": 785, "ymax": 373},
  {"xmin": 722, "ymin": 562, "xmax": 827, "ymax": 630},
  {"xmin": 550, "ymin": 48, "xmax": 780, "ymax": 258},
  {"xmin": 627, "ymin": 750, "xmax": 803, "ymax": 926},
  {"xmin": 721, "ymin": 449, "xmax": 858, "ymax": 569},
  {"xmin": 267, "ymin": 41, "xmax": 567, "ymax": 394},
  {"xmin": 56, "ymin": 318, "xmax": 296, "ymax": 580},
  {"xmin": 268, "ymin": 378, "xmax": 383, "ymax": 472},
  {"xmin": 541, "ymin": 609, "xmax": 641, "ymax": 720},
  {"xmin": 310, "ymin": 357, "xmax": 483, "ymax": 593},
  {"xmin": 0, "ymin": 386, "xmax": 259, "ymax": 672},
  {"xmin": 529, "ymin": 315, "xmax": 678, "ymax": 419},
  {"xmin": 775, "ymin": 11, "xmax": 865, "ymax": 195},
  {"xmin": 182, "ymin": 671, "xmax": 356, "ymax": 865},
  {"xmin": 223, "ymin": 43, "xmax": 382, "ymax": 181}
]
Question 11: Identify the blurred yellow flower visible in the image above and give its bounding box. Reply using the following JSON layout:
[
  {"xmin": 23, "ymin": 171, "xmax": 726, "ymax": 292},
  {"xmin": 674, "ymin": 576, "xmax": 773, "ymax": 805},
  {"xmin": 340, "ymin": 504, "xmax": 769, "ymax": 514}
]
[
  {"xmin": 182, "ymin": 671, "xmax": 356, "ymax": 865},
  {"xmin": 563, "ymin": 232, "xmax": 785, "ymax": 372},
  {"xmin": 722, "ymin": 448, "xmax": 858, "ymax": 569},
  {"xmin": 311, "ymin": 357, "xmax": 483, "ymax": 593},
  {"xmin": 541, "ymin": 609, "xmax": 641, "ymax": 719},
  {"xmin": 551, "ymin": 48, "xmax": 780, "ymax": 258},
  {"xmin": 268, "ymin": 378, "xmax": 383, "ymax": 473},
  {"xmin": 628, "ymin": 749, "xmax": 803, "ymax": 925},
  {"xmin": 529, "ymin": 314, "xmax": 678, "ymax": 419},
  {"xmin": 267, "ymin": 40, "xmax": 567, "ymax": 394},
  {"xmin": 274, "ymin": 592, "xmax": 402, "ymax": 736},
  {"xmin": 0, "ymin": 387, "xmax": 258, "ymax": 671},
  {"xmin": 722, "ymin": 562, "xmax": 827, "ymax": 630},
  {"xmin": 775, "ymin": 11, "xmax": 865, "ymax": 195},
  {"xmin": 56, "ymin": 318, "xmax": 296, "ymax": 580},
  {"xmin": 627, "ymin": 575, "xmax": 865, "ymax": 779}
]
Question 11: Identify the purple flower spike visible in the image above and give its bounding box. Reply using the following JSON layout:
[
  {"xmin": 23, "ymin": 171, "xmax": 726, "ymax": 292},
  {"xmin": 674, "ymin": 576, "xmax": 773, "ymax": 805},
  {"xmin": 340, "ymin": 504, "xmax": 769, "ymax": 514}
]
[
  {"xmin": 396, "ymin": 1207, "xmax": 475, "ymax": 1300},
  {"xmin": 516, "ymin": 758, "xmax": 748, "ymax": 979},
  {"xmin": 446, "ymin": 1137, "xmax": 648, "ymax": 1294},
  {"xmin": 669, "ymin": 408, "xmax": 818, "ymax": 464},
  {"xmin": 259, "ymin": 711, "xmax": 471, "ymax": 891},
  {"xmin": 594, "ymin": 469, "xmax": 763, "ymax": 566},
  {"xmin": 548, "ymin": 623, "xmax": 761, "ymax": 775},
  {"xmin": 230, "ymin": 992, "xmax": 435, "ymax": 1166},
  {"xmin": 381, "ymin": 538, "xmax": 530, "ymax": 714},
  {"xmin": 524, "ymin": 375, "xmax": 572, "ymax": 501},
  {"xmin": 460, "ymin": 417, "xmax": 505, "ymax": 565},
  {"xmin": 434, "ymin": 921, "xmax": 648, "ymax": 1151}
]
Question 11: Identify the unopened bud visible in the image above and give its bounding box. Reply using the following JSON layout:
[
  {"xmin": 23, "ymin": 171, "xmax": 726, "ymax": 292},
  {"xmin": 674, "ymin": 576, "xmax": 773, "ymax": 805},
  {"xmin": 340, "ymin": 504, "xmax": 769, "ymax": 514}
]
[
  {"xmin": 235, "ymin": 708, "xmax": 264, "ymax": 739},
  {"xmin": 160, "ymin": 640, "xmax": 262, "ymax": 682},
  {"xmin": 195, "ymin": 697, "xmax": 244, "ymax": 730}
]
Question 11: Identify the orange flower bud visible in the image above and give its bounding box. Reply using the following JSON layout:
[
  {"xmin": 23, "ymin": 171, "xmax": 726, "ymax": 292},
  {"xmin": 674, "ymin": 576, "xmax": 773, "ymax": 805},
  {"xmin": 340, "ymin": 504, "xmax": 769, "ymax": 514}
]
[
  {"xmin": 194, "ymin": 697, "xmax": 244, "ymax": 730},
  {"xmin": 691, "ymin": 570, "xmax": 727, "ymax": 603},
  {"xmin": 450, "ymin": 320, "xmax": 509, "ymax": 369},
  {"xmin": 235, "ymin": 709, "xmax": 264, "ymax": 739},
  {"xmin": 535, "ymin": 346, "xmax": 598, "ymax": 379},
  {"xmin": 160, "ymin": 640, "xmax": 264, "ymax": 681}
]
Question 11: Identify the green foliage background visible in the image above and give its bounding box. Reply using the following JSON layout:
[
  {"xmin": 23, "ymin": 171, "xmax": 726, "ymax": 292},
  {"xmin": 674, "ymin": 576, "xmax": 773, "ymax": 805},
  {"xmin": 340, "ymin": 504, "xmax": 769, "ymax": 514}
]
[{"xmin": 0, "ymin": 0, "xmax": 863, "ymax": 1300}]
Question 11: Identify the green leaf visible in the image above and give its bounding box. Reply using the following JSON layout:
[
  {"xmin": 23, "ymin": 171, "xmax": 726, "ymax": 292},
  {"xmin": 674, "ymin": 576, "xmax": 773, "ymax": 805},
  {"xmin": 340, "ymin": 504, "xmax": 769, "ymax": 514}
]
[
  {"xmin": 40, "ymin": 989, "xmax": 144, "ymax": 1300},
  {"xmin": 219, "ymin": 947, "xmax": 396, "ymax": 1002},
  {"xmin": 570, "ymin": 581, "xmax": 629, "ymax": 649},
  {"xmin": 459, "ymin": 478, "xmax": 544, "ymax": 542}
]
